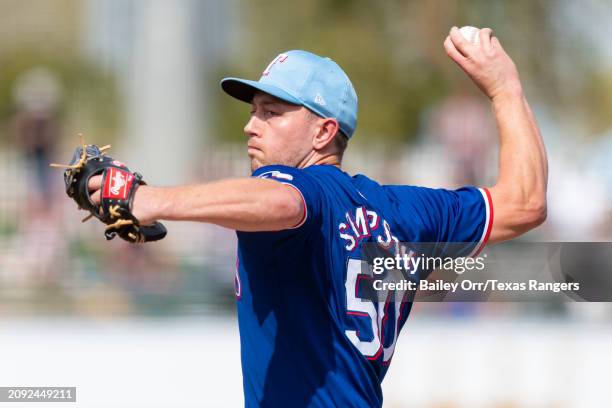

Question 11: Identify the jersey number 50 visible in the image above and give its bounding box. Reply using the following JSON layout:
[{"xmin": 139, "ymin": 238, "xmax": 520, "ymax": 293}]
[{"xmin": 345, "ymin": 258, "xmax": 407, "ymax": 363}]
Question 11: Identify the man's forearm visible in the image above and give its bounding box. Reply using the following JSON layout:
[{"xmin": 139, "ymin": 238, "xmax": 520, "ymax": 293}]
[
  {"xmin": 136, "ymin": 178, "xmax": 304, "ymax": 232},
  {"xmin": 492, "ymin": 88, "xmax": 547, "ymax": 199},
  {"xmin": 488, "ymin": 87, "xmax": 548, "ymax": 241}
]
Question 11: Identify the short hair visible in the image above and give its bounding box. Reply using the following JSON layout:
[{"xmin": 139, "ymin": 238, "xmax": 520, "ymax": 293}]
[{"xmin": 333, "ymin": 132, "xmax": 349, "ymax": 161}]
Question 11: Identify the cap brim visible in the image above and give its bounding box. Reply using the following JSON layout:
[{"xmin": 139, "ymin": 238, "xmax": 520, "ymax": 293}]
[{"xmin": 220, "ymin": 77, "xmax": 302, "ymax": 106}]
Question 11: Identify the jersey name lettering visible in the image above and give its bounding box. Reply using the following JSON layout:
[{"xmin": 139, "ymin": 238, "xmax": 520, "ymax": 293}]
[{"xmin": 338, "ymin": 207, "xmax": 397, "ymax": 251}]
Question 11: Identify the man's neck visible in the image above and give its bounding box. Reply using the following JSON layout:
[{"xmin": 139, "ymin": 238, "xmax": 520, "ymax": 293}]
[{"xmin": 297, "ymin": 152, "xmax": 341, "ymax": 169}]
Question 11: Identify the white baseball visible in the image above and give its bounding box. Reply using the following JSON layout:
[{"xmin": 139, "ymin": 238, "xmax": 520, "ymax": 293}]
[{"xmin": 459, "ymin": 26, "xmax": 480, "ymax": 45}]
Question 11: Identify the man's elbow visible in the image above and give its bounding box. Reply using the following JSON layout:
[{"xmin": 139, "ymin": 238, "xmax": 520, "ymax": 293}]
[
  {"xmin": 489, "ymin": 187, "xmax": 547, "ymax": 243},
  {"xmin": 520, "ymin": 196, "xmax": 547, "ymax": 231}
]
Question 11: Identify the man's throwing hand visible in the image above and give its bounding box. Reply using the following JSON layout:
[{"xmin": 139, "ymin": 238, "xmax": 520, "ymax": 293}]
[{"xmin": 444, "ymin": 26, "xmax": 521, "ymax": 100}]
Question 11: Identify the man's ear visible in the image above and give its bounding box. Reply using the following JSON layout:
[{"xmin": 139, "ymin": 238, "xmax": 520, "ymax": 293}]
[{"xmin": 312, "ymin": 118, "xmax": 340, "ymax": 150}]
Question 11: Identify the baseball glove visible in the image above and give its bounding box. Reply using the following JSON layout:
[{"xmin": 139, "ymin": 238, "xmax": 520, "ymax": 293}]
[{"xmin": 52, "ymin": 138, "xmax": 167, "ymax": 243}]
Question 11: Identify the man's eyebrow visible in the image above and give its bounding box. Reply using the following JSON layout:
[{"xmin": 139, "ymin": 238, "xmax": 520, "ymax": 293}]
[{"xmin": 251, "ymin": 99, "xmax": 283, "ymax": 108}]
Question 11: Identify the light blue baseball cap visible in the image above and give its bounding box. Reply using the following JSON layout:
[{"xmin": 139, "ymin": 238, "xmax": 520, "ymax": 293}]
[{"xmin": 221, "ymin": 50, "xmax": 358, "ymax": 139}]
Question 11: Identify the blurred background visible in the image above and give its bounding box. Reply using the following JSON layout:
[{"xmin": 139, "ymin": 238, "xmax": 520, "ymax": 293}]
[{"xmin": 0, "ymin": 0, "xmax": 611, "ymax": 407}]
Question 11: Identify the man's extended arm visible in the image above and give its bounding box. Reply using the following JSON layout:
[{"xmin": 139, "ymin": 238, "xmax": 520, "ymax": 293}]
[
  {"xmin": 90, "ymin": 177, "xmax": 305, "ymax": 232},
  {"xmin": 444, "ymin": 27, "xmax": 548, "ymax": 243}
]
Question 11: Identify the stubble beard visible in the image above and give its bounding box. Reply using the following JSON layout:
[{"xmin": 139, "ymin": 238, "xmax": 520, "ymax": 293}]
[{"xmin": 250, "ymin": 156, "xmax": 296, "ymax": 173}]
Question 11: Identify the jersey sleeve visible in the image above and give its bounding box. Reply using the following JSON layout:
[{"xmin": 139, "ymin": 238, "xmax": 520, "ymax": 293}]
[
  {"xmin": 383, "ymin": 185, "xmax": 493, "ymax": 257},
  {"xmin": 252, "ymin": 165, "xmax": 325, "ymax": 232}
]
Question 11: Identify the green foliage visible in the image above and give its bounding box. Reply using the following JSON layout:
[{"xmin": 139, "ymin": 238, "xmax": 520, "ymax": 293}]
[{"xmin": 582, "ymin": 69, "xmax": 612, "ymax": 134}]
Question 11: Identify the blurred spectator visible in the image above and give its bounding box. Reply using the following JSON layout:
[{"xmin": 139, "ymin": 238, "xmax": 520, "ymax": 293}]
[
  {"xmin": 10, "ymin": 67, "xmax": 63, "ymax": 205},
  {"xmin": 429, "ymin": 91, "xmax": 496, "ymax": 186}
]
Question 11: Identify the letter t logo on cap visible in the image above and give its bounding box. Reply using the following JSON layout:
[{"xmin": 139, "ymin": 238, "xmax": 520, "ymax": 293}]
[{"xmin": 262, "ymin": 53, "xmax": 288, "ymax": 76}]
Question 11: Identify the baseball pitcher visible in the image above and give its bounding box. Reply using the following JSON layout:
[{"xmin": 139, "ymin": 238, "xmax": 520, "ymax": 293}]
[{"xmin": 59, "ymin": 27, "xmax": 547, "ymax": 407}]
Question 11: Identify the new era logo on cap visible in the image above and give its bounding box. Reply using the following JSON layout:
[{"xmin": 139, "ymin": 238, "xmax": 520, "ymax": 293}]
[{"xmin": 220, "ymin": 50, "xmax": 358, "ymax": 139}]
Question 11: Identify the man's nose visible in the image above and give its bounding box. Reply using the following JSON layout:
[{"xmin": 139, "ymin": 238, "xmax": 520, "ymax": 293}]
[{"xmin": 244, "ymin": 114, "xmax": 260, "ymax": 137}]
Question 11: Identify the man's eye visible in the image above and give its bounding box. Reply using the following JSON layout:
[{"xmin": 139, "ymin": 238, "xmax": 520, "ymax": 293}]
[{"xmin": 266, "ymin": 110, "xmax": 278, "ymax": 116}]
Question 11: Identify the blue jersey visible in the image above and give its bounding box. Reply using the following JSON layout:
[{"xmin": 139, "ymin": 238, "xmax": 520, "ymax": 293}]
[{"xmin": 235, "ymin": 164, "xmax": 493, "ymax": 407}]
